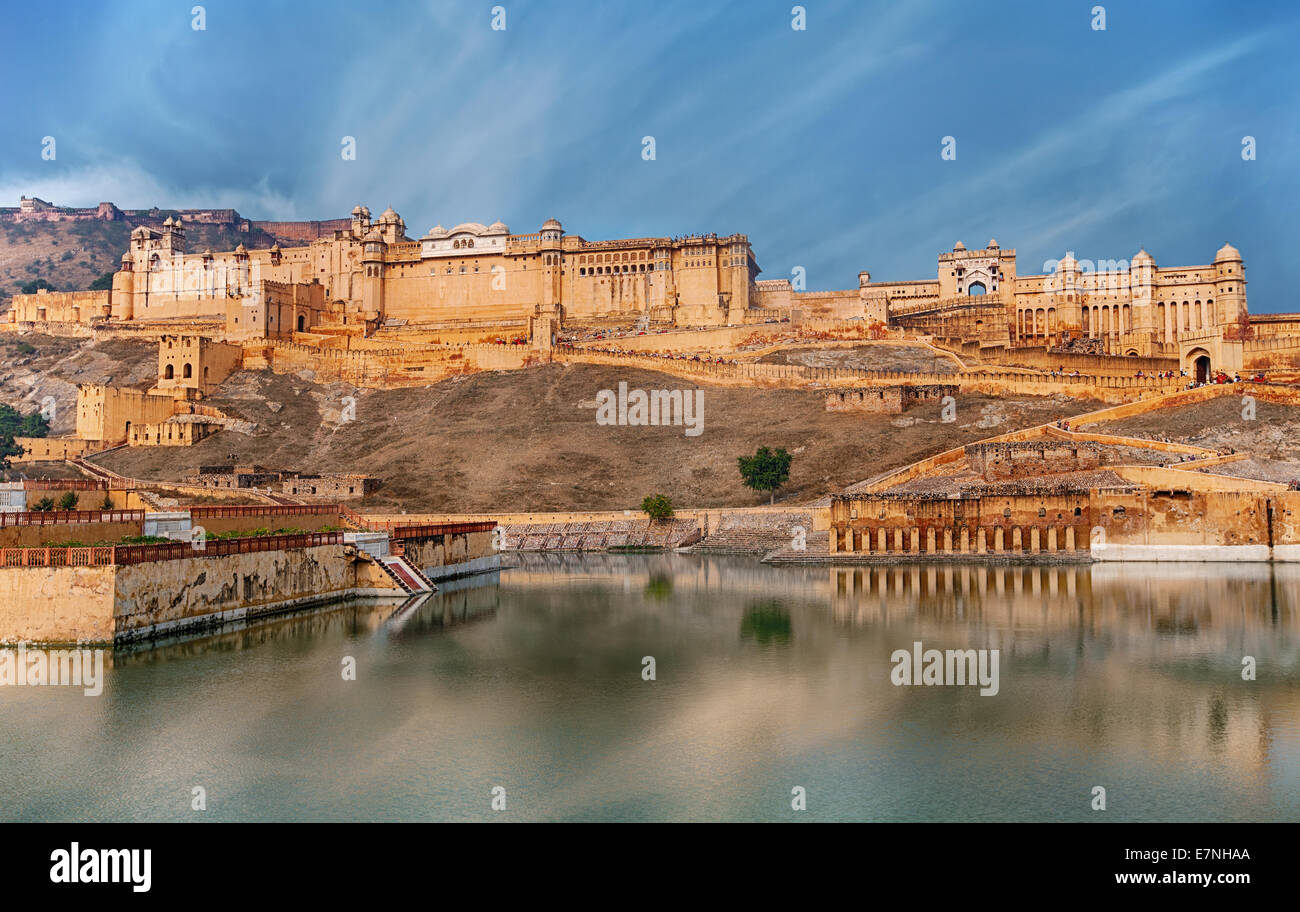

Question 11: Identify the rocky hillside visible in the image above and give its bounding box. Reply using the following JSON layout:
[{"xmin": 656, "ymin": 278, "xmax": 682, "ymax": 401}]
[{"xmin": 0, "ymin": 333, "xmax": 158, "ymax": 435}]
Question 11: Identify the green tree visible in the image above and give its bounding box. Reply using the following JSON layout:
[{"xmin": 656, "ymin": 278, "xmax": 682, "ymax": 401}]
[
  {"xmin": 19, "ymin": 278, "xmax": 55, "ymax": 294},
  {"xmin": 89, "ymin": 271, "xmax": 116, "ymax": 291},
  {"xmin": 58, "ymin": 491, "xmax": 79, "ymax": 511},
  {"xmin": 33, "ymin": 496, "xmax": 55, "ymax": 512},
  {"xmin": 0, "ymin": 403, "xmax": 50, "ymax": 468},
  {"xmin": 738, "ymin": 446, "xmax": 793, "ymax": 504},
  {"xmin": 641, "ymin": 493, "xmax": 674, "ymax": 521},
  {"xmin": 101, "ymin": 495, "xmax": 115, "ymax": 510}
]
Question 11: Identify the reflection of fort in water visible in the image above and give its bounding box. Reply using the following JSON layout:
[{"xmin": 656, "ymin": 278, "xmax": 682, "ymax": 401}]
[{"xmin": 829, "ymin": 563, "xmax": 1298, "ymax": 657}]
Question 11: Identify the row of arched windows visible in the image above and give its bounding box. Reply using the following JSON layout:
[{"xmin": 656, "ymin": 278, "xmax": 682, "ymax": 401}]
[
  {"xmin": 578, "ymin": 251, "xmax": 649, "ymax": 265},
  {"xmin": 579, "ymin": 263, "xmax": 651, "ymax": 276}
]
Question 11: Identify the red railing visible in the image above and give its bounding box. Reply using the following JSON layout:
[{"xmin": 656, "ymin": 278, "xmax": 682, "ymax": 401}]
[
  {"xmin": 387, "ymin": 521, "xmax": 497, "ymax": 539},
  {"xmin": 0, "ymin": 531, "xmax": 346, "ymax": 568},
  {"xmin": 112, "ymin": 531, "xmax": 346, "ymax": 565},
  {"xmin": 338, "ymin": 505, "xmax": 373, "ymax": 529},
  {"xmin": 0, "ymin": 509, "xmax": 145, "ymax": 527},
  {"xmin": 189, "ymin": 503, "xmax": 343, "ymax": 519}
]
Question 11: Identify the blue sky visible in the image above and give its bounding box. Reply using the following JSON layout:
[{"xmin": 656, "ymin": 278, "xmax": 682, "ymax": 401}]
[{"xmin": 2, "ymin": 0, "xmax": 1298, "ymax": 309}]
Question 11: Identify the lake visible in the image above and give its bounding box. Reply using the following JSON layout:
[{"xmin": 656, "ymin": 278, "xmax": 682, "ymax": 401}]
[{"xmin": 2, "ymin": 554, "xmax": 1297, "ymax": 822}]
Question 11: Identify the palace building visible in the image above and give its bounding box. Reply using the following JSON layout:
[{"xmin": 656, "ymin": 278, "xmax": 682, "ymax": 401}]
[
  {"xmin": 5, "ymin": 203, "xmax": 1268, "ymax": 377},
  {"xmin": 10, "ymin": 206, "xmax": 762, "ymax": 334}
]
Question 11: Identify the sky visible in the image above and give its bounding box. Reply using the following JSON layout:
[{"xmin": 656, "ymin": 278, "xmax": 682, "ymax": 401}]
[{"xmin": 2, "ymin": 0, "xmax": 1298, "ymax": 310}]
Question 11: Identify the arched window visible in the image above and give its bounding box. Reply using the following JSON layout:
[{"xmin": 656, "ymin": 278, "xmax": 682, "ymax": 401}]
[
  {"xmin": 164, "ymin": 364, "xmax": 174, "ymax": 379},
  {"xmin": 182, "ymin": 363, "xmax": 192, "ymax": 379},
  {"xmin": 967, "ymin": 281, "xmax": 986, "ymax": 296}
]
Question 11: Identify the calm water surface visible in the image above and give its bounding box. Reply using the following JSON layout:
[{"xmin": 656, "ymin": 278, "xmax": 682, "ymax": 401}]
[{"xmin": 2, "ymin": 554, "xmax": 1297, "ymax": 822}]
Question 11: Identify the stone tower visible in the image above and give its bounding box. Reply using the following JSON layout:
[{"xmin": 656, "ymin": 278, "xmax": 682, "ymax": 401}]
[
  {"xmin": 360, "ymin": 227, "xmax": 386, "ymax": 322},
  {"xmin": 1213, "ymin": 243, "xmax": 1246, "ymax": 329},
  {"xmin": 539, "ymin": 217, "xmax": 563, "ymax": 311}
]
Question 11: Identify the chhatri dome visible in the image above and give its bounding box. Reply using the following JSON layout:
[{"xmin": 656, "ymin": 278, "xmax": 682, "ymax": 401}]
[{"xmin": 1215, "ymin": 242, "xmax": 1241, "ymax": 262}]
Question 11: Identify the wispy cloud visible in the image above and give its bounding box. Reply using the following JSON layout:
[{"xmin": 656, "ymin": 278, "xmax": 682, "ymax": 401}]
[{"xmin": 1, "ymin": 1, "xmax": 1297, "ymax": 307}]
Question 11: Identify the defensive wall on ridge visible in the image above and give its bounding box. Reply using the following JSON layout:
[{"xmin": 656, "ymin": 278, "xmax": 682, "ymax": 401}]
[
  {"xmin": 242, "ymin": 339, "xmax": 535, "ymax": 386},
  {"xmin": 559, "ymin": 348, "xmax": 1179, "ymax": 400}
]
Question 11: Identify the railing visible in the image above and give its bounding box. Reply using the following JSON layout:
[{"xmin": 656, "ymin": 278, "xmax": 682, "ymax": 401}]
[
  {"xmin": 189, "ymin": 503, "xmax": 343, "ymax": 519},
  {"xmin": 0, "ymin": 509, "xmax": 144, "ymax": 527},
  {"xmin": 386, "ymin": 521, "xmax": 497, "ymax": 538},
  {"xmin": 338, "ymin": 505, "xmax": 372, "ymax": 529},
  {"xmin": 112, "ymin": 531, "xmax": 346, "ymax": 565},
  {"xmin": 0, "ymin": 531, "xmax": 347, "ymax": 568},
  {"xmin": 0, "ymin": 547, "xmax": 116, "ymax": 567}
]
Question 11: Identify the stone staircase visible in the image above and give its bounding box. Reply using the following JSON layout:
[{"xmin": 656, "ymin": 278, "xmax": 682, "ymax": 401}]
[
  {"xmin": 378, "ymin": 555, "xmax": 436, "ymax": 594},
  {"xmin": 688, "ymin": 511, "xmax": 813, "ymax": 556},
  {"xmin": 763, "ymin": 530, "xmax": 831, "ymax": 562},
  {"xmin": 497, "ymin": 518, "xmax": 700, "ymax": 551}
]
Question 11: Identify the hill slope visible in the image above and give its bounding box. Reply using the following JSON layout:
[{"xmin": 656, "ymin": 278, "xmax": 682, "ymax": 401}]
[{"xmin": 90, "ymin": 362, "xmax": 1098, "ymax": 512}]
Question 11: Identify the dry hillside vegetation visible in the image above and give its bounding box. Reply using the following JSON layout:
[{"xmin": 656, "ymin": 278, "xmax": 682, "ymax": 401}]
[{"xmin": 93, "ymin": 362, "xmax": 1100, "ymax": 512}]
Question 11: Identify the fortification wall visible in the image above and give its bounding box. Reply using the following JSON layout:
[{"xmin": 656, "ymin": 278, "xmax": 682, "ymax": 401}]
[
  {"xmin": 0, "ymin": 565, "xmax": 117, "ymax": 643},
  {"xmin": 242, "ymin": 340, "xmax": 534, "ymax": 387},
  {"xmin": 573, "ymin": 324, "xmax": 778, "ymax": 353},
  {"xmin": 8, "ymin": 290, "xmax": 112, "ymax": 323},
  {"xmin": 111, "ymin": 543, "xmax": 366, "ymax": 641},
  {"xmin": 966, "ymin": 441, "xmax": 1101, "ymax": 481},
  {"xmin": 968, "ymin": 344, "xmax": 1178, "ymax": 376},
  {"xmin": 252, "ymin": 218, "xmax": 351, "ymax": 241},
  {"xmin": 397, "ymin": 528, "xmax": 496, "ymax": 578},
  {"xmin": 15, "ymin": 437, "xmax": 98, "ymax": 462},
  {"xmin": 1243, "ymin": 335, "xmax": 1300, "ymax": 369},
  {"xmin": 560, "ymin": 348, "xmax": 1175, "ymax": 399}
]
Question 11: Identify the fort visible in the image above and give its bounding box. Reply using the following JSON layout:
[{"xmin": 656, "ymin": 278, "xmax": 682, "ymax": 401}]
[
  {"xmin": 4, "ymin": 202, "xmax": 1300, "ymax": 641},
  {"xmin": 2, "ymin": 195, "xmax": 350, "ymax": 240}
]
